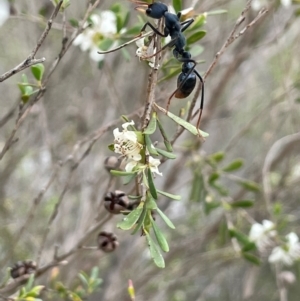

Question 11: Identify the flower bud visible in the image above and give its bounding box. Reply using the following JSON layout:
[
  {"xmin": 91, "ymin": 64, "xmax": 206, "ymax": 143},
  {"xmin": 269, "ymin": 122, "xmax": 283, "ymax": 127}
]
[{"xmin": 104, "ymin": 156, "xmax": 120, "ymax": 172}]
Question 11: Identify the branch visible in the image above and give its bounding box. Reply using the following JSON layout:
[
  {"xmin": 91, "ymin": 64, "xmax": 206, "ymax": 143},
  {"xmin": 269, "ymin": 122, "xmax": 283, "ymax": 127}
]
[{"xmin": 0, "ymin": 1, "xmax": 63, "ymax": 83}]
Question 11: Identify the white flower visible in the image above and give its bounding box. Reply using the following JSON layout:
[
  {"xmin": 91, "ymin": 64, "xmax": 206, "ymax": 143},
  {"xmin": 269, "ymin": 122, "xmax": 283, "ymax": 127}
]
[
  {"xmin": 73, "ymin": 11, "xmax": 118, "ymax": 62},
  {"xmin": 269, "ymin": 232, "xmax": 300, "ymax": 266},
  {"xmin": 0, "ymin": 0, "xmax": 9, "ymax": 27},
  {"xmin": 149, "ymin": 156, "xmax": 162, "ymax": 176},
  {"xmin": 249, "ymin": 220, "xmax": 277, "ymax": 252},
  {"xmin": 136, "ymin": 38, "xmax": 158, "ymax": 68},
  {"xmin": 113, "ymin": 121, "xmax": 142, "ymax": 161},
  {"xmin": 281, "ymin": 0, "xmax": 292, "ymax": 7}
]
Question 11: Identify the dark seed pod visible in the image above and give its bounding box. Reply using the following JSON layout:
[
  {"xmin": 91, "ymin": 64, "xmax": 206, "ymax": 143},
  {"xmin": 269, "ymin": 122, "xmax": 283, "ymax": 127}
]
[
  {"xmin": 104, "ymin": 156, "xmax": 120, "ymax": 172},
  {"xmin": 10, "ymin": 260, "xmax": 37, "ymax": 279},
  {"xmin": 97, "ymin": 231, "xmax": 119, "ymax": 253},
  {"xmin": 104, "ymin": 190, "xmax": 129, "ymax": 214}
]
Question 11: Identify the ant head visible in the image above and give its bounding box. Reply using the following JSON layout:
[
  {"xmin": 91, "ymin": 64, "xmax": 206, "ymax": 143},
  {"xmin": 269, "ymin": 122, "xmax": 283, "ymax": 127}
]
[{"xmin": 135, "ymin": 2, "xmax": 168, "ymax": 19}]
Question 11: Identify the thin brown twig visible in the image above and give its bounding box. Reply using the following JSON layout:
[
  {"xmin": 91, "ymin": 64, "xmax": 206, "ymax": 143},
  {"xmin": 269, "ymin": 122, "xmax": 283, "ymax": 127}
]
[{"xmin": 0, "ymin": 1, "xmax": 63, "ymax": 83}]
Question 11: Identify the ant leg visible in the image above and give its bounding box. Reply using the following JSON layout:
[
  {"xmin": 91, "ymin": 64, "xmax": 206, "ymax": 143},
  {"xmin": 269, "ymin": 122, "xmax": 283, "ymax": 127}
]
[
  {"xmin": 98, "ymin": 31, "xmax": 152, "ymax": 54},
  {"xmin": 194, "ymin": 70, "xmax": 204, "ymax": 133},
  {"xmin": 166, "ymin": 90, "xmax": 177, "ymax": 113},
  {"xmin": 180, "ymin": 18, "xmax": 194, "ymax": 33},
  {"xmin": 140, "ymin": 22, "xmax": 167, "ymax": 37}
]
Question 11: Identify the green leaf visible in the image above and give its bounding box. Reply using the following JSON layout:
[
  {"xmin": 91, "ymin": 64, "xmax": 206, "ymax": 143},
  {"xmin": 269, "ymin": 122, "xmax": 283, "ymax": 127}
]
[
  {"xmin": 152, "ymin": 220, "xmax": 169, "ymax": 252},
  {"xmin": 110, "ymin": 170, "xmax": 137, "ymax": 177},
  {"xmin": 242, "ymin": 242, "xmax": 257, "ymax": 252},
  {"xmin": 242, "ymin": 252, "xmax": 261, "ymax": 265},
  {"xmin": 222, "ymin": 159, "xmax": 244, "ymax": 172},
  {"xmin": 91, "ymin": 267, "xmax": 99, "ymax": 280},
  {"xmin": 238, "ymin": 180, "xmax": 261, "ymax": 192},
  {"xmin": 145, "ymin": 135, "xmax": 159, "ymax": 156},
  {"xmin": 186, "ymin": 31, "xmax": 206, "ymax": 44},
  {"xmin": 186, "ymin": 14, "xmax": 207, "ymax": 32},
  {"xmin": 208, "ymin": 172, "xmax": 220, "ymax": 184},
  {"xmin": 146, "ymin": 233, "xmax": 165, "ymax": 268},
  {"xmin": 156, "ymin": 208, "xmax": 175, "ymax": 229},
  {"xmin": 123, "ymin": 173, "xmax": 137, "ymax": 185},
  {"xmin": 204, "ymin": 199, "xmax": 220, "ymax": 215},
  {"xmin": 69, "ymin": 292, "xmax": 83, "ymax": 301},
  {"xmin": 25, "ymin": 274, "xmax": 35, "ymax": 291},
  {"xmin": 157, "ymin": 189, "xmax": 181, "ymax": 200},
  {"xmin": 27, "ymin": 286, "xmax": 44, "ymax": 297},
  {"xmin": 172, "ymin": 0, "xmax": 182, "ymax": 12},
  {"xmin": 144, "ymin": 113, "xmax": 157, "ymax": 134},
  {"xmin": 230, "ymin": 200, "xmax": 255, "ymax": 208},
  {"xmin": 189, "ymin": 45, "xmax": 204, "ymax": 57},
  {"xmin": 78, "ymin": 273, "xmax": 89, "ymax": 288},
  {"xmin": 210, "ymin": 151, "xmax": 225, "ymax": 163},
  {"xmin": 164, "ymin": 109, "xmax": 209, "ymax": 137},
  {"xmin": 148, "ymin": 168, "xmax": 158, "ymax": 200},
  {"xmin": 98, "ymin": 38, "xmax": 114, "ymax": 51},
  {"xmin": 157, "ymin": 118, "xmax": 173, "ymax": 152},
  {"xmin": 116, "ymin": 14, "xmax": 123, "ymax": 33},
  {"xmin": 31, "ymin": 64, "xmax": 45, "ymax": 81},
  {"xmin": 146, "ymin": 194, "xmax": 158, "ymax": 209},
  {"xmin": 156, "ymin": 148, "xmax": 176, "ymax": 159},
  {"xmin": 117, "ymin": 208, "xmax": 143, "ymax": 230},
  {"xmin": 131, "ymin": 205, "xmax": 147, "ymax": 234},
  {"xmin": 229, "ymin": 228, "xmax": 251, "ymax": 246},
  {"xmin": 69, "ymin": 18, "xmax": 79, "ymax": 27}
]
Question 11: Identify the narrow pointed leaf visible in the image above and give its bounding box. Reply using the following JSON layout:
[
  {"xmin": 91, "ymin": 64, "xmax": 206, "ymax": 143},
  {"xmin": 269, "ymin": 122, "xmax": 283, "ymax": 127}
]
[
  {"xmin": 147, "ymin": 168, "xmax": 157, "ymax": 200},
  {"xmin": 110, "ymin": 170, "xmax": 137, "ymax": 177},
  {"xmin": 131, "ymin": 206, "xmax": 147, "ymax": 234},
  {"xmin": 145, "ymin": 135, "xmax": 159, "ymax": 156},
  {"xmin": 157, "ymin": 189, "xmax": 181, "ymax": 200},
  {"xmin": 157, "ymin": 118, "xmax": 173, "ymax": 152},
  {"xmin": 144, "ymin": 113, "xmax": 157, "ymax": 134},
  {"xmin": 156, "ymin": 148, "xmax": 176, "ymax": 159},
  {"xmin": 231, "ymin": 200, "xmax": 255, "ymax": 208},
  {"xmin": 163, "ymin": 108, "xmax": 209, "ymax": 137},
  {"xmin": 152, "ymin": 220, "xmax": 169, "ymax": 252},
  {"xmin": 229, "ymin": 228, "xmax": 251, "ymax": 246},
  {"xmin": 237, "ymin": 180, "xmax": 261, "ymax": 192},
  {"xmin": 242, "ymin": 252, "xmax": 261, "ymax": 265},
  {"xmin": 186, "ymin": 31, "xmax": 206, "ymax": 44},
  {"xmin": 146, "ymin": 233, "xmax": 165, "ymax": 268},
  {"xmin": 117, "ymin": 208, "xmax": 143, "ymax": 230},
  {"xmin": 156, "ymin": 208, "xmax": 175, "ymax": 229},
  {"xmin": 222, "ymin": 159, "xmax": 244, "ymax": 172},
  {"xmin": 146, "ymin": 193, "xmax": 158, "ymax": 209}
]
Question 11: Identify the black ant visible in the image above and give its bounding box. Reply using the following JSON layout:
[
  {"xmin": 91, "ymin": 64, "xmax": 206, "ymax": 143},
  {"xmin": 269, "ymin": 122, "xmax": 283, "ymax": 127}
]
[{"xmin": 99, "ymin": 1, "xmax": 205, "ymax": 134}]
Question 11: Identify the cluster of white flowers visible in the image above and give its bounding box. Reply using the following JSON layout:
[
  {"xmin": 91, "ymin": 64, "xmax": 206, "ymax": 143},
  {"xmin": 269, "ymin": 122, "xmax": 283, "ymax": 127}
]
[
  {"xmin": 113, "ymin": 121, "xmax": 162, "ymax": 176},
  {"xmin": 249, "ymin": 219, "xmax": 277, "ymax": 252},
  {"xmin": 269, "ymin": 232, "xmax": 300, "ymax": 266},
  {"xmin": 252, "ymin": 0, "xmax": 292, "ymax": 10},
  {"xmin": 0, "ymin": 0, "xmax": 9, "ymax": 27},
  {"xmin": 249, "ymin": 220, "xmax": 300, "ymax": 266},
  {"xmin": 73, "ymin": 11, "xmax": 118, "ymax": 62}
]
